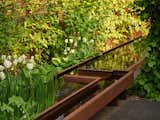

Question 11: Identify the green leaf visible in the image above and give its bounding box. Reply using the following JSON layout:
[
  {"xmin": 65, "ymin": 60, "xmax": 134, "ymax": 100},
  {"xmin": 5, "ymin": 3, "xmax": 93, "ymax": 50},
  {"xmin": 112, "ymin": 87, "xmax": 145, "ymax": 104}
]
[{"xmin": 148, "ymin": 61, "xmax": 155, "ymax": 67}]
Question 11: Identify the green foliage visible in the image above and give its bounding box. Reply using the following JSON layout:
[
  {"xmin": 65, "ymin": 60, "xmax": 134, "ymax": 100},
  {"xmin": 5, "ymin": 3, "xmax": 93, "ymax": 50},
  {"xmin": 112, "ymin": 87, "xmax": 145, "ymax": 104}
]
[
  {"xmin": 0, "ymin": 96, "xmax": 35, "ymax": 120},
  {"xmin": 0, "ymin": 55, "xmax": 60, "ymax": 119},
  {"xmin": 0, "ymin": 0, "xmax": 149, "ymax": 119},
  {"xmin": 94, "ymin": 44, "xmax": 141, "ymax": 70},
  {"xmin": 132, "ymin": 0, "xmax": 160, "ymax": 100},
  {"xmin": 0, "ymin": 1, "xmax": 24, "ymax": 55},
  {"xmin": 0, "ymin": 0, "xmax": 147, "ymax": 62},
  {"xmin": 79, "ymin": 40, "xmax": 142, "ymax": 71}
]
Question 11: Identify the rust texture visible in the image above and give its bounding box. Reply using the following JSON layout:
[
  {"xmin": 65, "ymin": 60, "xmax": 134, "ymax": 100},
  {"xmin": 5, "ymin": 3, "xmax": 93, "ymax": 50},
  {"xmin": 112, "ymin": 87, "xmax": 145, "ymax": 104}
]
[
  {"xmin": 35, "ymin": 77, "xmax": 102, "ymax": 120},
  {"xmin": 78, "ymin": 69, "xmax": 127, "ymax": 79},
  {"xmin": 126, "ymin": 59, "xmax": 143, "ymax": 72},
  {"xmin": 63, "ymin": 74, "xmax": 99, "ymax": 84},
  {"xmin": 64, "ymin": 71, "xmax": 134, "ymax": 120}
]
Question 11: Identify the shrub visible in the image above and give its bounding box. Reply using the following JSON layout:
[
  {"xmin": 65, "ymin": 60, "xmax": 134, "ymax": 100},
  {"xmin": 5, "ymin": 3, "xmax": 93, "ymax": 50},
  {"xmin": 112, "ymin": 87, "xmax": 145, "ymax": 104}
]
[
  {"xmin": 0, "ymin": 0, "xmax": 148, "ymax": 63},
  {"xmin": 132, "ymin": 0, "xmax": 160, "ymax": 100}
]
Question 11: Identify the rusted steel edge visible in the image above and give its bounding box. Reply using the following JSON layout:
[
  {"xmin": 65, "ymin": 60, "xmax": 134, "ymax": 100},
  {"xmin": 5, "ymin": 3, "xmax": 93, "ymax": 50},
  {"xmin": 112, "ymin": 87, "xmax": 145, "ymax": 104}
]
[
  {"xmin": 78, "ymin": 69, "xmax": 127, "ymax": 79},
  {"xmin": 63, "ymin": 70, "xmax": 127, "ymax": 84},
  {"xmin": 64, "ymin": 71, "xmax": 134, "ymax": 120},
  {"xmin": 35, "ymin": 77, "xmax": 102, "ymax": 120},
  {"xmin": 126, "ymin": 59, "xmax": 143, "ymax": 72},
  {"xmin": 63, "ymin": 74, "xmax": 100, "ymax": 84},
  {"xmin": 57, "ymin": 36, "xmax": 141, "ymax": 77},
  {"xmin": 126, "ymin": 59, "xmax": 143, "ymax": 79},
  {"xmin": 64, "ymin": 59, "xmax": 143, "ymax": 120},
  {"xmin": 36, "ymin": 60, "xmax": 143, "ymax": 120}
]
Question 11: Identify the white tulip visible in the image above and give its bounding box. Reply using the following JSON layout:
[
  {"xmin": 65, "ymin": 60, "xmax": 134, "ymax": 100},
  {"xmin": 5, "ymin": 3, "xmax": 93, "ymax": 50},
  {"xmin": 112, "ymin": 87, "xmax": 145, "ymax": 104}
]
[
  {"xmin": 29, "ymin": 56, "xmax": 34, "ymax": 63},
  {"xmin": 74, "ymin": 42, "xmax": 78, "ymax": 47},
  {"xmin": 22, "ymin": 54, "xmax": 26, "ymax": 59},
  {"xmin": 90, "ymin": 39, "xmax": 94, "ymax": 43},
  {"xmin": 4, "ymin": 59, "xmax": 12, "ymax": 68},
  {"xmin": 13, "ymin": 59, "xmax": 18, "ymax": 65},
  {"xmin": 65, "ymin": 39, "xmax": 68, "ymax": 43},
  {"xmin": 67, "ymin": 47, "xmax": 70, "ymax": 51},
  {"xmin": 11, "ymin": 67, "xmax": 14, "ymax": 71},
  {"xmin": 29, "ymin": 59, "xmax": 34, "ymax": 63},
  {"xmin": 78, "ymin": 37, "xmax": 81, "ymax": 41},
  {"xmin": 22, "ymin": 60, "xmax": 26, "ymax": 64},
  {"xmin": 7, "ymin": 55, "xmax": 12, "ymax": 60},
  {"xmin": 0, "ymin": 65, "xmax": 4, "ymax": 71},
  {"xmin": 22, "ymin": 54, "xmax": 26, "ymax": 62},
  {"xmin": 18, "ymin": 56, "xmax": 23, "ymax": 63},
  {"xmin": 31, "ymin": 56, "xmax": 34, "ymax": 60},
  {"xmin": 0, "ymin": 72, "xmax": 5, "ymax": 80},
  {"xmin": 13, "ymin": 54, "xmax": 18, "ymax": 59},
  {"xmin": 69, "ymin": 39, "xmax": 73, "ymax": 43},
  {"xmin": 18, "ymin": 54, "xmax": 26, "ymax": 63},
  {"xmin": 83, "ymin": 37, "xmax": 87, "ymax": 43},
  {"xmin": 64, "ymin": 50, "xmax": 68, "ymax": 55},
  {"xmin": 26, "ymin": 63, "xmax": 33, "ymax": 70},
  {"xmin": 70, "ymin": 49, "xmax": 75, "ymax": 54}
]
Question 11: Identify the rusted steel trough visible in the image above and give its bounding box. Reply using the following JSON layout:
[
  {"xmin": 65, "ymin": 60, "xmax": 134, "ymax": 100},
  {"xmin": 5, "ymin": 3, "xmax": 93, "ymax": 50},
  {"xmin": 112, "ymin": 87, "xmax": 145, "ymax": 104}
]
[{"xmin": 35, "ymin": 37, "xmax": 143, "ymax": 120}]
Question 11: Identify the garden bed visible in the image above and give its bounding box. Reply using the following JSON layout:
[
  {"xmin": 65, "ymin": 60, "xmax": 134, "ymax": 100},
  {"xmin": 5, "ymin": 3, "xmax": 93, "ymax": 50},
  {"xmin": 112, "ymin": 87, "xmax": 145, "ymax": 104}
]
[
  {"xmin": 0, "ymin": 38, "xmax": 143, "ymax": 119},
  {"xmin": 33, "ymin": 38, "xmax": 143, "ymax": 120},
  {"xmin": 36, "ymin": 59, "xmax": 143, "ymax": 120}
]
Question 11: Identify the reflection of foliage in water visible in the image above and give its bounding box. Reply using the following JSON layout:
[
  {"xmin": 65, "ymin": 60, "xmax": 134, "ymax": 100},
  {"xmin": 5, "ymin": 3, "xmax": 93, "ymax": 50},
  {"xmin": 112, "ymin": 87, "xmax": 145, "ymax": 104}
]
[
  {"xmin": 56, "ymin": 81, "xmax": 84, "ymax": 101},
  {"xmin": 98, "ymin": 80, "xmax": 114, "ymax": 90},
  {"xmin": 82, "ymin": 42, "xmax": 142, "ymax": 71}
]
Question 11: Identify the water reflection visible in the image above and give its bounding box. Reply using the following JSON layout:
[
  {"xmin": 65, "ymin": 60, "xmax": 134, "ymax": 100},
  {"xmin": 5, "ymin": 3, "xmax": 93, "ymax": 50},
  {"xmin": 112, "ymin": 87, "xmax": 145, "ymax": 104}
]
[{"xmin": 80, "ymin": 43, "xmax": 141, "ymax": 71}]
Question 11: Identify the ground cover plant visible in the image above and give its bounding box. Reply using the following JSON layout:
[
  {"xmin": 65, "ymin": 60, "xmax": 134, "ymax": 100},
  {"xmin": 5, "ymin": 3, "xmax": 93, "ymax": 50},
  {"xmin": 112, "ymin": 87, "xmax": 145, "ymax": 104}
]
[{"xmin": 0, "ymin": 0, "xmax": 148, "ymax": 119}]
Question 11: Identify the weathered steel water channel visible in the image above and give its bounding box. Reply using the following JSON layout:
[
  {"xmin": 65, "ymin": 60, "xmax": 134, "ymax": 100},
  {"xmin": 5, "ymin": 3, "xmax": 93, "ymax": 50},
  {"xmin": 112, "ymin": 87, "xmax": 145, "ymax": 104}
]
[{"xmin": 36, "ymin": 37, "xmax": 143, "ymax": 120}]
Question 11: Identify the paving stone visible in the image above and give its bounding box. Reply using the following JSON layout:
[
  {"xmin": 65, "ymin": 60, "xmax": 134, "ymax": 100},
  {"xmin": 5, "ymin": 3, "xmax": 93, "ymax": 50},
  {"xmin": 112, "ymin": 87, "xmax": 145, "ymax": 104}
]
[{"xmin": 91, "ymin": 99, "xmax": 160, "ymax": 120}]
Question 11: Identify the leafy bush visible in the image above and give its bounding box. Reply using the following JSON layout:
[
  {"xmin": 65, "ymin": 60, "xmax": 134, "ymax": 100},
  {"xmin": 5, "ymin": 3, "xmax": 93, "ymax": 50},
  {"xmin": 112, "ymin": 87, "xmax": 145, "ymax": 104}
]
[
  {"xmin": 131, "ymin": 0, "xmax": 160, "ymax": 100},
  {"xmin": 0, "ymin": 0, "xmax": 148, "ymax": 63},
  {"xmin": 0, "ymin": 1, "xmax": 24, "ymax": 55},
  {"xmin": 0, "ymin": 96, "xmax": 35, "ymax": 120}
]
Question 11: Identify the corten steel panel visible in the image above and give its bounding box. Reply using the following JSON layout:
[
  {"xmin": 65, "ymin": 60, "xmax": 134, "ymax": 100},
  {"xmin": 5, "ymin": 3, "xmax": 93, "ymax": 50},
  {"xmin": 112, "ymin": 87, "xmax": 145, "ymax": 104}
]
[
  {"xmin": 63, "ymin": 70, "xmax": 126, "ymax": 84},
  {"xmin": 35, "ymin": 77, "xmax": 102, "ymax": 120},
  {"xmin": 63, "ymin": 74, "xmax": 99, "ymax": 84},
  {"xmin": 126, "ymin": 59, "xmax": 143, "ymax": 79},
  {"xmin": 64, "ymin": 71, "xmax": 134, "ymax": 120},
  {"xmin": 126, "ymin": 59, "xmax": 143, "ymax": 72},
  {"xmin": 78, "ymin": 69, "xmax": 127, "ymax": 79},
  {"xmin": 78, "ymin": 69, "xmax": 113, "ymax": 79},
  {"xmin": 36, "ymin": 60, "xmax": 143, "ymax": 120}
]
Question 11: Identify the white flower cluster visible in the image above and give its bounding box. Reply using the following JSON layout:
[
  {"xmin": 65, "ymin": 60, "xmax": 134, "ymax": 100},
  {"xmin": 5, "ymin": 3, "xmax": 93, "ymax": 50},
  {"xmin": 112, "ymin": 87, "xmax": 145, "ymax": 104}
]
[
  {"xmin": 82, "ymin": 37, "xmax": 94, "ymax": 43},
  {"xmin": 64, "ymin": 38, "xmax": 74, "ymax": 44},
  {"xmin": 63, "ymin": 37, "xmax": 94, "ymax": 56},
  {"xmin": 64, "ymin": 47, "xmax": 75, "ymax": 55},
  {"xmin": 0, "ymin": 55, "xmax": 35, "ymax": 80},
  {"xmin": 27, "ymin": 56, "xmax": 34, "ymax": 70},
  {"xmin": 83, "ymin": 37, "xmax": 87, "ymax": 43},
  {"xmin": 64, "ymin": 38, "xmax": 76, "ymax": 55}
]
